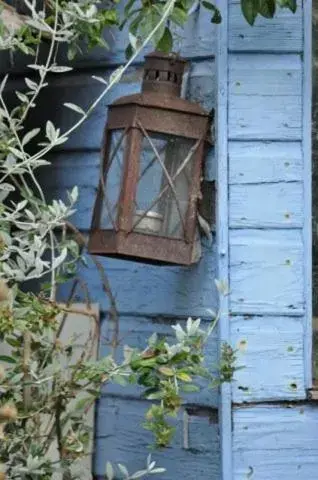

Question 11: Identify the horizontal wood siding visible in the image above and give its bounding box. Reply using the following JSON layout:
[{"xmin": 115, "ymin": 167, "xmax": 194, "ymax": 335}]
[
  {"xmin": 233, "ymin": 405, "xmax": 318, "ymax": 479},
  {"xmin": 231, "ymin": 316, "xmax": 305, "ymax": 401},
  {"xmin": 230, "ymin": 229, "xmax": 304, "ymax": 316},
  {"xmin": 57, "ymin": 246, "xmax": 217, "ymax": 317},
  {"xmin": 230, "ymin": 182, "xmax": 303, "ymax": 228},
  {"xmin": 229, "ymin": 54, "xmax": 302, "ymax": 140},
  {"xmin": 229, "ymin": 0, "xmax": 303, "ymax": 52},
  {"xmin": 227, "ymin": 0, "xmax": 307, "ymax": 406},
  {"xmin": 94, "ymin": 397, "xmax": 219, "ymax": 479},
  {"xmin": 229, "ymin": 142, "xmax": 303, "ymax": 185},
  {"xmin": 0, "ymin": 14, "xmax": 220, "ymax": 477},
  {"xmin": 227, "ymin": 2, "xmax": 316, "ymax": 479}
]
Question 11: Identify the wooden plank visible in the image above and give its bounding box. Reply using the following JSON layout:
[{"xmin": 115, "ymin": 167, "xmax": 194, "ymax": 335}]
[
  {"xmin": 231, "ymin": 316, "xmax": 305, "ymax": 402},
  {"xmin": 57, "ymin": 243, "xmax": 218, "ymax": 317},
  {"xmin": 229, "ymin": 142, "xmax": 303, "ymax": 185},
  {"xmin": 94, "ymin": 397, "xmax": 220, "ymax": 479},
  {"xmin": 228, "ymin": 53, "xmax": 302, "ymax": 140},
  {"xmin": 230, "ymin": 229, "xmax": 304, "ymax": 315},
  {"xmin": 229, "ymin": 54, "xmax": 302, "ymax": 96},
  {"xmin": 229, "ymin": 182, "xmax": 303, "ymax": 229},
  {"xmin": 229, "ymin": 94, "xmax": 302, "ymax": 140},
  {"xmin": 216, "ymin": 2, "xmax": 233, "ymax": 479},
  {"xmin": 233, "ymin": 404, "xmax": 318, "ymax": 479},
  {"xmin": 234, "ymin": 449, "xmax": 318, "ymax": 479},
  {"xmin": 229, "ymin": 0, "xmax": 303, "ymax": 52},
  {"xmin": 302, "ymin": 0, "xmax": 313, "ymax": 388},
  {"xmin": 99, "ymin": 314, "xmax": 218, "ymax": 407}
]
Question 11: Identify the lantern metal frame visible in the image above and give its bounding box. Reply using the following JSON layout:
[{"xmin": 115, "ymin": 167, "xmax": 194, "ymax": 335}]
[{"xmin": 88, "ymin": 52, "xmax": 213, "ymax": 266}]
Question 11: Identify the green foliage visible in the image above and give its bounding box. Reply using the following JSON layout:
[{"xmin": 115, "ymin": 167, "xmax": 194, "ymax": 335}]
[
  {"xmin": 122, "ymin": 0, "xmax": 222, "ymax": 57},
  {"xmin": 58, "ymin": 1, "xmax": 119, "ymax": 60},
  {"xmin": 144, "ymin": 404, "xmax": 176, "ymax": 448},
  {"xmin": 241, "ymin": 0, "xmax": 297, "ymax": 26},
  {"xmin": 0, "ymin": 0, "xmax": 264, "ymax": 475},
  {"xmin": 0, "ymin": 289, "xmax": 236, "ymax": 474},
  {"xmin": 126, "ymin": 317, "xmax": 238, "ymax": 448},
  {"xmin": 0, "ymin": 293, "xmax": 102, "ymax": 477},
  {"xmin": 105, "ymin": 454, "xmax": 166, "ymax": 480},
  {"xmin": 219, "ymin": 343, "xmax": 238, "ymax": 383},
  {"xmin": 0, "ymin": 0, "xmax": 298, "ymax": 60}
]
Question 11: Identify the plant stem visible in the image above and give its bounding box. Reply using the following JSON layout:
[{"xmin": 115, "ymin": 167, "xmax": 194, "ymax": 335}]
[
  {"xmin": 18, "ymin": 0, "xmax": 59, "ymax": 126},
  {"xmin": 22, "ymin": 331, "xmax": 32, "ymax": 411},
  {"xmin": 13, "ymin": 0, "xmax": 176, "ymax": 167}
]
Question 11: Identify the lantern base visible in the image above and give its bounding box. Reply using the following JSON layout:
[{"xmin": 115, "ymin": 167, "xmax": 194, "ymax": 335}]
[{"xmin": 88, "ymin": 229, "xmax": 200, "ymax": 266}]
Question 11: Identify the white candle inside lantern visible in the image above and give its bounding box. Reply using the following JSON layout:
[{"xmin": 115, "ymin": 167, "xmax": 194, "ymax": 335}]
[{"xmin": 133, "ymin": 210, "xmax": 163, "ymax": 234}]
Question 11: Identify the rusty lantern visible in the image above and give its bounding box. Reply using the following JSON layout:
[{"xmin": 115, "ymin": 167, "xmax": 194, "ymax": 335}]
[{"xmin": 88, "ymin": 52, "xmax": 213, "ymax": 266}]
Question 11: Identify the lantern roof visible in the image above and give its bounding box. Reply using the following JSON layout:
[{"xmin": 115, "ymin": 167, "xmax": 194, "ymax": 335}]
[
  {"xmin": 112, "ymin": 92, "xmax": 209, "ymax": 116},
  {"xmin": 112, "ymin": 51, "xmax": 210, "ymax": 117}
]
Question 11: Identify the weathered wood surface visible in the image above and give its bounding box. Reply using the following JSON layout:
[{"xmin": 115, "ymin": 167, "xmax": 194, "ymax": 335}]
[
  {"xmin": 228, "ymin": 53, "xmax": 302, "ymax": 141},
  {"xmin": 5, "ymin": 1, "xmax": 316, "ymax": 477},
  {"xmin": 229, "ymin": 54, "xmax": 302, "ymax": 95},
  {"xmin": 229, "ymin": 142, "xmax": 303, "ymax": 185},
  {"xmin": 229, "ymin": 0, "xmax": 303, "ymax": 52},
  {"xmin": 312, "ymin": 3, "xmax": 318, "ymax": 317},
  {"xmin": 226, "ymin": 0, "xmax": 309, "ymax": 408},
  {"xmin": 216, "ymin": 3, "xmax": 233, "ymax": 477},
  {"xmin": 57, "ymin": 243, "xmax": 218, "ymax": 317},
  {"xmin": 231, "ymin": 316, "xmax": 305, "ymax": 402},
  {"xmin": 94, "ymin": 397, "xmax": 220, "ymax": 479},
  {"xmin": 230, "ymin": 229, "xmax": 304, "ymax": 315},
  {"xmin": 233, "ymin": 404, "xmax": 318, "ymax": 479},
  {"xmin": 230, "ymin": 182, "xmax": 303, "ymax": 229},
  {"xmin": 229, "ymin": 94, "xmax": 302, "ymax": 140}
]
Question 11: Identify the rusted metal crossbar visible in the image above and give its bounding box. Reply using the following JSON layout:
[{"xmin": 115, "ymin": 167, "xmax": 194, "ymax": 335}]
[
  {"xmin": 137, "ymin": 121, "xmax": 187, "ymax": 237},
  {"xmin": 132, "ymin": 131, "xmax": 203, "ymax": 235},
  {"xmin": 99, "ymin": 128, "xmax": 127, "ymax": 229}
]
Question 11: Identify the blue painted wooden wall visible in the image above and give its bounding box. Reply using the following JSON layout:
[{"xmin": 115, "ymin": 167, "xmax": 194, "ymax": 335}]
[
  {"xmin": 2, "ymin": 0, "xmax": 318, "ymax": 478},
  {"xmin": 32, "ymin": 7, "xmax": 219, "ymax": 478},
  {"xmin": 218, "ymin": 1, "xmax": 317, "ymax": 479}
]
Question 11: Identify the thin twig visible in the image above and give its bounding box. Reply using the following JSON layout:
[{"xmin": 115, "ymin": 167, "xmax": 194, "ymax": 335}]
[
  {"xmin": 65, "ymin": 221, "xmax": 119, "ymax": 355},
  {"xmin": 22, "ymin": 331, "xmax": 32, "ymax": 411},
  {"xmin": 0, "ymin": 0, "xmax": 177, "ymax": 182}
]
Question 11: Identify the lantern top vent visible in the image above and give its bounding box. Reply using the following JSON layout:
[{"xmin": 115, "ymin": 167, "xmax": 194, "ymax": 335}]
[{"xmin": 141, "ymin": 51, "xmax": 187, "ymax": 97}]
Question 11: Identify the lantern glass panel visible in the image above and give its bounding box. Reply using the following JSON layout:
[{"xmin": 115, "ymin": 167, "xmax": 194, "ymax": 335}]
[
  {"xmin": 100, "ymin": 129, "xmax": 126, "ymax": 229},
  {"xmin": 133, "ymin": 131, "xmax": 195, "ymax": 239}
]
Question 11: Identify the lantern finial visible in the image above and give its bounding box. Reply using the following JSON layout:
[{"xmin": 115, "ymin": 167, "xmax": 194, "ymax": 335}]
[{"xmin": 141, "ymin": 51, "xmax": 187, "ymax": 97}]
